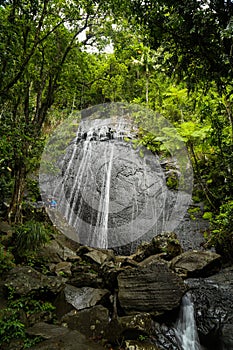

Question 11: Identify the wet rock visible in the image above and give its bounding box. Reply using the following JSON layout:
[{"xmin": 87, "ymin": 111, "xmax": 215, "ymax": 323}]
[
  {"xmin": 118, "ymin": 261, "xmax": 186, "ymax": 316},
  {"xmin": 26, "ymin": 326, "xmax": 105, "ymax": 350},
  {"xmin": 170, "ymin": 250, "xmax": 221, "ymax": 278},
  {"xmin": 61, "ymin": 305, "xmax": 110, "ymax": 338},
  {"xmin": 187, "ymin": 266, "xmax": 233, "ymax": 350},
  {"xmin": 132, "ymin": 232, "xmax": 182, "ymax": 263},
  {"xmin": 4, "ymin": 266, "xmax": 65, "ymax": 296}
]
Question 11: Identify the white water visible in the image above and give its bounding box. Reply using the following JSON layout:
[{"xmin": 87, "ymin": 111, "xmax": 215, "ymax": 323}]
[
  {"xmin": 175, "ymin": 293, "xmax": 202, "ymax": 350},
  {"xmin": 66, "ymin": 141, "xmax": 93, "ymax": 224},
  {"xmin": 91, "ymin": 143, "xmax": 114, "ymax": 248}
]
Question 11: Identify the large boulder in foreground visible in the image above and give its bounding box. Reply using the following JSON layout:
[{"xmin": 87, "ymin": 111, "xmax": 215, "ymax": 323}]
[
  {"xmin": 170, "ymin": 250, "xmax": 221, "ymax": 278},
  {"xmin": 117, "ymin": 261, "xmax": 186, "ymax": 316}
]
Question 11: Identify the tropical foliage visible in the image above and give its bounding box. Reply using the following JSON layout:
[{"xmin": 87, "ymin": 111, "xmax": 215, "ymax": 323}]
[{"xmin": 0, "ymin": 0, "xmax": 232, "ymax": 258}]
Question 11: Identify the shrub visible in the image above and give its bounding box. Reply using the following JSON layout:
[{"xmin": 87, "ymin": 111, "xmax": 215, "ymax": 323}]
[
  {"xmin": 14, "ymin": 220, "xmax": 50, "ymax": 256},
  {"xmin": 0, "ymin": 307, "xmax": 43, "ymax": 348}
]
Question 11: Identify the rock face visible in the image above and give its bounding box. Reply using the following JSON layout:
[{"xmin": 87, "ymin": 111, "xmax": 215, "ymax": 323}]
[
  {"xmin": 187, "ymin": 266, "xmax": 233, "ymax": 350},
  {"xmin": 118, "ymin": 260, "xmax": 186, "ymax": 315},
  {"xmin": 170, "ymin": 250, "xmax": 221, "ymax": 278}
]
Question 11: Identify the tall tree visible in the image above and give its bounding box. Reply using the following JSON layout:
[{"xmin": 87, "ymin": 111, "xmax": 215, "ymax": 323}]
[{"xmin": 0, "ymin": 0, "xmax": 112, "ymax": 222}]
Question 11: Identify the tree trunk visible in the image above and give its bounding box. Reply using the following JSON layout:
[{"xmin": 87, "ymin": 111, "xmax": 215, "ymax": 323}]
[{"xmin": 8, "ymin": 163, "xmax": 26, "ymax": 224}]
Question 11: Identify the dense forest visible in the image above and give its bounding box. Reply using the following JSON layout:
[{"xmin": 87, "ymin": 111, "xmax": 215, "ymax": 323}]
[{"xmin": 0, "ymin": 1, "xmax": 233, "ymax": 349}]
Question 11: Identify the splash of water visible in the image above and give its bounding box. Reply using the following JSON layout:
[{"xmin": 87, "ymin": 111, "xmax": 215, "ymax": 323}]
[{"xmin": 175, "ymin": 293, "xmax": 202, "ymax": 350}]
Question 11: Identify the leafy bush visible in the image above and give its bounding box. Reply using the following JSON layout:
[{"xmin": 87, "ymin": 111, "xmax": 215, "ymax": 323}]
[
  {"xmin": 0, "ymin": 307, "xmax": 43, "ymax": 348},
  {"xmin": 0, "ymin": 289, "xmax": 55, "ymax": 348},
  {"xmin": 14, "ymin": 220, "xmax": 51, "ymax": 256},
  {"xmin": 207, "ymin": 200, "xmax": 233, "ymax": 263},
  {"xmin": 0, "ymin": 308, "xmax": 25, "ymax": 344}
]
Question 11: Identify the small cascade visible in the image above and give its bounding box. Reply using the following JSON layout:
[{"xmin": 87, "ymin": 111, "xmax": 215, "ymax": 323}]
[{"xmin": 175, "ymin": 293, "xmax": 202, "ymax": 350}]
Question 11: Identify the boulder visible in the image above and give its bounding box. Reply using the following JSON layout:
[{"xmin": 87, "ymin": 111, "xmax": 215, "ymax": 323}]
[
  {"xmin": 4, "ymin": 266, "xmax": 65, "ymax": 296},
  {"xmin": 26, "ymin": 322, "xmax": 69, "ymax": 339},
  {"xmin": 170, "ymin": 250, "xmax": 221, "ymax": 278},
  {"xmin": 132, "ymin": 232, "xmax": 182, "ymax": 263},
  {"xmin": 38, "ymin": 239, "xmax": 78, "ymax": 264},
  {"xmin": 70, "ymin": 258, "xmax": 103, "ymax": 288},
  {"xmin": 119, "ymin": 313, "xmax": 155, "ymax": 334},
  {"xmin": 54, "ymin": 284, "xmax": 109, "ymax": 318},
  {"xmin": 76, "ymin": 245, "xmax": 115, "ymax": 265},
  {"xmin": 25, "ymin": 323, "xmax": 105, "ymax": 350},
  {"xmin": 84, "ymin": 248, "xmax": 115, "ymax": 265},
  {"xmin": 69, "ymin": 271, "xmax": 103, "ymax": 288},
  {"xmin": 61, "ymin": 305, "xmax": 110, "ymax": 338},
  {"xmin": 187, "ymin": 266, "xmax": 233, "ymax": 350},
  {"xmin": 117, "ymin": 261, "xmax": 186, "ymax": 315}
]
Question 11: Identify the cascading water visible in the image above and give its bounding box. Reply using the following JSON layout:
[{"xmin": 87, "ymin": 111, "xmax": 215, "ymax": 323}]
[{"xmin": 175, "ymin": 293, "xmax": 202, "ymax": 350}]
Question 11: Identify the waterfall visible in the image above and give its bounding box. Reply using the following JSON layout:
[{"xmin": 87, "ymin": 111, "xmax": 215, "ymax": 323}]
[
  {"xmin": 175, "ymin": 293, "xmax": 202, "ymax": 350},
  {"xmin": 39, "ymin": 104, "xmax": 193, "ymax": 250}
]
